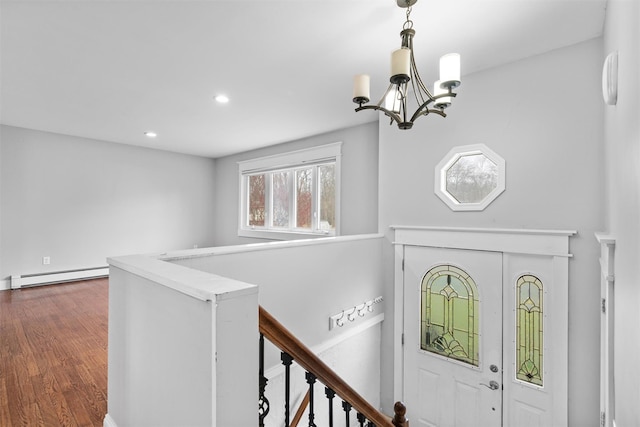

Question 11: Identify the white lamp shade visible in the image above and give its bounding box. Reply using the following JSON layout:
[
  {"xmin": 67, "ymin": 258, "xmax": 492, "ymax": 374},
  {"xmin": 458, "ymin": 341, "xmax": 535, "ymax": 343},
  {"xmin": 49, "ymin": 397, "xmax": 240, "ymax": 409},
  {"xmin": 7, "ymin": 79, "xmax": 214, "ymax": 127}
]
[
  {"xmin": 353, "ymin": 74, "xmax": 370, "ymax": 101},
  {"xmin": 439, "ymin": 53, "xmax": 461, "ymax": 88},
  {"xmin": 433, "ymin": 80, "xmax": 451, "ymax": 108},
  {"xmin": 391, "ymin": 48, "xmax": 411, "ymax": 79}
]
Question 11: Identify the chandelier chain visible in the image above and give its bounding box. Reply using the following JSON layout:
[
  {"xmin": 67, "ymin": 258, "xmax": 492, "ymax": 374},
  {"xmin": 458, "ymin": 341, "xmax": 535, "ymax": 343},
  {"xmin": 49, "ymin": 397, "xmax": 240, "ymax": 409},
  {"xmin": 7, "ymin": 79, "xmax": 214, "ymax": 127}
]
[{"xmin": 403, "ymin": 4, "xmax": 413, "ymax": 30}]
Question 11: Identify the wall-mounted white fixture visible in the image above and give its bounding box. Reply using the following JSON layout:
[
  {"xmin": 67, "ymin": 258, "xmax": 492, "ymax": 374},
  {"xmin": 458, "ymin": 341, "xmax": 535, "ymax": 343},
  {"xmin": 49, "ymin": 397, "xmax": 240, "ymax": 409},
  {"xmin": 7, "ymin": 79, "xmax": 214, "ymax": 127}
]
[
  {"xmin": 329, "ymin": 296, "xmax": 383, "ymax": 330},
  {"xmin": 602, "ymin": 51, "xmax": 618, "ymax": 106}
]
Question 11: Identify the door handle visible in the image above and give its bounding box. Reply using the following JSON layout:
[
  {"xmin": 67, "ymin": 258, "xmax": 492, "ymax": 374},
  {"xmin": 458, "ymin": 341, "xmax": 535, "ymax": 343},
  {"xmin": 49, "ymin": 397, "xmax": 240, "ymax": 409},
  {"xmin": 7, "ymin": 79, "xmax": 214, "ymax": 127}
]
[{"xmin": 480, "ymin": 380, "xmax": 500, "ymax": 390}]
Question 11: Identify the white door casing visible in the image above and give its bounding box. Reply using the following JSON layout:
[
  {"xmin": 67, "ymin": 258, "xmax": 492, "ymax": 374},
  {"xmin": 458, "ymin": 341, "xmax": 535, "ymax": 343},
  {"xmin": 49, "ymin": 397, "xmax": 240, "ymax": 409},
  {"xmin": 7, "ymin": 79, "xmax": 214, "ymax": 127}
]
[
  {"xmin": 596, "ymin": 234, "xmax": 616, "ymax": 427},
  {"xmin": 392, "ymin": 226, "xmax": 574, "ymax": 427}
]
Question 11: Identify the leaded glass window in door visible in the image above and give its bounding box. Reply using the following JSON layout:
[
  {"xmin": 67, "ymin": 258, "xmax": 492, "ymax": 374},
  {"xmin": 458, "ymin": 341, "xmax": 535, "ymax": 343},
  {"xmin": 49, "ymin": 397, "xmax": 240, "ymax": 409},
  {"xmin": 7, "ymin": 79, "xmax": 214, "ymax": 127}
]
[
  {"xmin": 421, "ymin": 265, "xmax": 479, "ymax": 366},
  {"xmin": 516, "ymin": 274, "xmax": 544, "ymax": 386}
]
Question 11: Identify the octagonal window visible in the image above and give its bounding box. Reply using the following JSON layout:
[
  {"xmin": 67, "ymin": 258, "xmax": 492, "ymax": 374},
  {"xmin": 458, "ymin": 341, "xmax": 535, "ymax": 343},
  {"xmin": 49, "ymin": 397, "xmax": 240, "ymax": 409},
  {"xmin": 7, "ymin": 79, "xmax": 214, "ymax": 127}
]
[{"xmin": 435, "ymin": 144, "xmax": 505, "ymax": 211}]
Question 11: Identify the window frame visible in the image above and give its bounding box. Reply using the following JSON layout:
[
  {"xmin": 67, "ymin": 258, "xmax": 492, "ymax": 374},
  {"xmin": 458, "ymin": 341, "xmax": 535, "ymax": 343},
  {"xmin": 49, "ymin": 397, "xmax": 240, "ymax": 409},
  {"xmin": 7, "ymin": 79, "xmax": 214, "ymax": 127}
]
[
  {"xmin": 238, "ymin": 142, "xmax": 341, "ymax": 240},
  {"xmin": 434, "ymin": 143, "xmax": 506, "ymax": 211}
]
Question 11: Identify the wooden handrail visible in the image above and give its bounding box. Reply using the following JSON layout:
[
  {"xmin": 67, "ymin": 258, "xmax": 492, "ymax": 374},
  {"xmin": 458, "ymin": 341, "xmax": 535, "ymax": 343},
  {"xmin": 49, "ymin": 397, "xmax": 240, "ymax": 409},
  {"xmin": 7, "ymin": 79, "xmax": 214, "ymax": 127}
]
[{"xmin": 259, "ymin": 306, "xmax": 394, "ymax": 427}]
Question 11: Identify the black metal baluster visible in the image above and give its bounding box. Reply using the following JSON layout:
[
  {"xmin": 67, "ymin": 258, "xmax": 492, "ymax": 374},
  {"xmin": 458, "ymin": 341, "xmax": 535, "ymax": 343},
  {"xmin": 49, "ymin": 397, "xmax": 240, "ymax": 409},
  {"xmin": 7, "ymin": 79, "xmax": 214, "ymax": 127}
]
[
  {"xmin": 325, "ymin": 387, "xmax": 335, "ymax": 427},
  {"xmin": 258, "ymin": 334, "xmax": 270, "ymax": 427},
  {"xmin": 342, "ymin": 401, "xmax": 352, "ymax": 427},
  {"xmin": 357, "ymin": 412, "xmax": 366, "ymax": 427},
  {"xmin": 366, "ymin": 421, "xmax": 375, "ymax": 427},
  {"xmin": 306, "ymin": 372, "xmax": 317, "ymax": 427},
  {"xmin": 281, "ymin": 352, "xmax": 293, "ymax": 427}
]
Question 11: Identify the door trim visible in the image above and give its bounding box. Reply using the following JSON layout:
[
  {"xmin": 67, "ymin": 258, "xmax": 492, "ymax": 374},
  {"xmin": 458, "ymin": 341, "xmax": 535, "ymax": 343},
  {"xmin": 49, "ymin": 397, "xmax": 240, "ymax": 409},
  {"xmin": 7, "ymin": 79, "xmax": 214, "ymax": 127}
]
[
  {"xmin": 391, "ymin": 226, "xmax": 575, "ymax": 426},
  {"xmin": 391, "ymin": 226, "xmax": 575, "ymax": 257}
]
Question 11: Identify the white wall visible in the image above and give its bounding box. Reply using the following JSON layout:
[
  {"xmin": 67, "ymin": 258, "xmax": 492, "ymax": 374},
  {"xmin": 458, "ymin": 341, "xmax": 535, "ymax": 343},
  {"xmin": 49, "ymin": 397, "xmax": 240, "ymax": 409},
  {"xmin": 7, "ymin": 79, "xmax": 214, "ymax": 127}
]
[
  {"xmin": 167, "ymin": 235, "xmax": 385, "ymax": 411},
  {"xmin": 212, "ymin": 122, "xmax": 378, "ymax": 245},
  {"xmin": 603, "ymin": 1, "xmax": 640, "ymax": 425},
  {"xmin": 377, "ymin": 39, "xmax": 604, "ymax": 426},
  {"xmin": 0, "ymin": 125, "xmax": 217, "ymax": 288}
]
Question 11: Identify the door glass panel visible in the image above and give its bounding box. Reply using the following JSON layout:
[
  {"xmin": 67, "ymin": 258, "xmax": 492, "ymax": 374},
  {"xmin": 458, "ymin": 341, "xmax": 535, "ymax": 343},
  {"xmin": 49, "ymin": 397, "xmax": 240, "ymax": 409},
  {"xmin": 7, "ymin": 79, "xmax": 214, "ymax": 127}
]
[
  {"xmin": 421, "ymin": 265, "xmax": 479, "ymax": 366},
  {"xmin": 516, "ymin": 274, "xmax": 544, "ymax": 386}
]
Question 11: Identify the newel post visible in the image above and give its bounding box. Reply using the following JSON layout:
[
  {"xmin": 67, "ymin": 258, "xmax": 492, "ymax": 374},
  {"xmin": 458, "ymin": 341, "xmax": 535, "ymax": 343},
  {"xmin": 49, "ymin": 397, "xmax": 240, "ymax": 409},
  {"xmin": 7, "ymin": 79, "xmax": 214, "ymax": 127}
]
[{"xmin": 392, "ymin": 401, "xmax": 408, "ymax": 427}]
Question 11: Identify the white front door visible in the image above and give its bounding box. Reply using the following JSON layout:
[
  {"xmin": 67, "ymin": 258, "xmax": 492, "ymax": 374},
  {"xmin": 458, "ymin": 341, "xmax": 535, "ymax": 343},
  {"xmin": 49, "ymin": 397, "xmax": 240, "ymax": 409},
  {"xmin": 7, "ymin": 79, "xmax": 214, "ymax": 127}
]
[{"xmin": 403, "ymin": 246, "xmax": 503, "ymax": 427}]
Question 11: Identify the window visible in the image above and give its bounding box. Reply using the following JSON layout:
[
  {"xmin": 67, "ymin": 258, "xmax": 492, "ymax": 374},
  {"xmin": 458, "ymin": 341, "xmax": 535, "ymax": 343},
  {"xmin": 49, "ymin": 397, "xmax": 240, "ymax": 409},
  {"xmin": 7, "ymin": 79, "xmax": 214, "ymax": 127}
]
[
  {"xmin": 516, "ymin": 274, "xmax": 544, "ymax": 387},
  {"xmin": 421, "ymin": 264, "xmax": 480, "ymax": 366},
  {"xmin": 238, "ymin": 143, "xmax": 341, "ymax": 239},
  {"xmin": 434, "ymin": 143, "xmax": 505, "ymax": 211}
]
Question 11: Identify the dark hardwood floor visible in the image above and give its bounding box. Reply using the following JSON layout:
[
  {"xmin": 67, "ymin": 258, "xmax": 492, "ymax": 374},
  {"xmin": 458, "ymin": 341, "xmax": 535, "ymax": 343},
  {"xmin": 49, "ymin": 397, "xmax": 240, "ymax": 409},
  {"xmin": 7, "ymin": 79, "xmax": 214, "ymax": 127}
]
[{"xmin": 0, "ymin": 279, "xmax": 108, "ymax": 426}]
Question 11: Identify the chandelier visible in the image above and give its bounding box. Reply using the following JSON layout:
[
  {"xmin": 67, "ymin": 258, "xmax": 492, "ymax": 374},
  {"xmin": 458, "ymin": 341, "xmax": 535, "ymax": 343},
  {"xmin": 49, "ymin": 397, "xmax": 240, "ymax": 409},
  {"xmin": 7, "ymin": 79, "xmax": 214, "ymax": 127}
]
[{"xmin": 352, "ymin": 0, "xmax": 461, "ymax": 130}]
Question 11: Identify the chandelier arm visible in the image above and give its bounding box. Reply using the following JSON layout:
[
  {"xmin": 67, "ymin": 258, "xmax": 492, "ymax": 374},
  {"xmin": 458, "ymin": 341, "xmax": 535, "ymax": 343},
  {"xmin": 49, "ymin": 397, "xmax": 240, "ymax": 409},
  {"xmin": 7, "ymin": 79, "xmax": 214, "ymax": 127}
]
[
  {"xmin": 409, "ymin": 103, "xmax": 431, "ymax": 123},
  {"xmin": 413, "ymin": 72, "xmax": 433, "ymax": 103},
  {"xmin": 409, "ymin": 73, "xmax": 425, "ymax": 107},
  {"xmin": 426, "ymin": 109, "xmax": 447, "ymax": 118},
  {"xmin": 409, "ymin": 92, "xmax": 456, "ymax": 122},
  {"xmin": 412, "ymin": 69, "xmax": 435, "ymax": 108},
  {"xmin": 406, "ymin": 30, "xmax": 434, "ymax": 107},
  {"xmin": 355, "ymin": 105, "xmax": 403, "ymax": 126}
]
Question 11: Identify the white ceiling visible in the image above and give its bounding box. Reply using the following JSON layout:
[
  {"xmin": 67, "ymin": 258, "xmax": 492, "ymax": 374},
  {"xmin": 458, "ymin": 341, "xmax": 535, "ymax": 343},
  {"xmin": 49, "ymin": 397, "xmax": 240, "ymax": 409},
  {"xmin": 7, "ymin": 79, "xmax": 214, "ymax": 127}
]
[{"xmin": 0, "ymin": 0, "xmax": 606, "ymax": 158}]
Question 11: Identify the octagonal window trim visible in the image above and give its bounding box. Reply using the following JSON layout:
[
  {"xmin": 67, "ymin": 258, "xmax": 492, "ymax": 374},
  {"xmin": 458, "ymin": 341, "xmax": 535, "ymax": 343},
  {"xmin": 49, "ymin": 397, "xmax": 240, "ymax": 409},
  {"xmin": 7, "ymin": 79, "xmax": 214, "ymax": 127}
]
[{"xmin": 434, "ymin": 143, "xmax": 505, "ymax": 211}]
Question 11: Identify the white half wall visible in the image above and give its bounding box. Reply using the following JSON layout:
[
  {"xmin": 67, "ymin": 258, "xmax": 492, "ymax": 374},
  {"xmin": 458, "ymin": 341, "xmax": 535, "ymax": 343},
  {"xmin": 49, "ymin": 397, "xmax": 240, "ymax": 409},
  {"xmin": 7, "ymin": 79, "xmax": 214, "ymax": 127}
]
[
  {"xmin": 106, "ymin": 255, "xmax": 258, "ymax": 427},
  {"xmin": 163, "ymin": 234, "xmax": 386, "ymax": 410}
]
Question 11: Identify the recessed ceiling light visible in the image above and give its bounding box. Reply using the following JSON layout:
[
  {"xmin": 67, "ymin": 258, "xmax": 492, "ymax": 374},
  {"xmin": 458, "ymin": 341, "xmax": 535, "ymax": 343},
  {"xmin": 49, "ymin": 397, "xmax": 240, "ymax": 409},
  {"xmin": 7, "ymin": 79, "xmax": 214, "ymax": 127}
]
[
  {"xmin": 144, "ymin": 131, "xmax": 157, "ymax": 138},
  {"xmin": 215, "ymin": 95, "xmax": 229, "ymax": 104}
]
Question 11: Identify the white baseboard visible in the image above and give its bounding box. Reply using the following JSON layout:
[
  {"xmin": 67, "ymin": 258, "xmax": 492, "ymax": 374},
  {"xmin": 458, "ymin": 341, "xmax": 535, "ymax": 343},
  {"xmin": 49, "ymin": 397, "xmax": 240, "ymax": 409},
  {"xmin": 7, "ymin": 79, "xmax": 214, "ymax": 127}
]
[
  {"xmin": 0, "ymin": 278, "xmax": 10, "ymax": 291},
  {"xmin": 103, "ymin": 413, "xmax": 117, "ymax": 427},
  {"xmin": 10, "ymin": 266, "xmax": 108, "ymax": 289}
]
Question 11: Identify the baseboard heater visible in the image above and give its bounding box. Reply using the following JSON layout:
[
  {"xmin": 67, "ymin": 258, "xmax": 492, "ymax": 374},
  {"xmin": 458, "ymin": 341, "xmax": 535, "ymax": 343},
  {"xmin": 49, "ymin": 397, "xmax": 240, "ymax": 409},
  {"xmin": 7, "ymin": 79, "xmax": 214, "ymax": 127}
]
[{"xmin": 10, "ymin": 266, "xmax": 109, "ymax": 290}]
